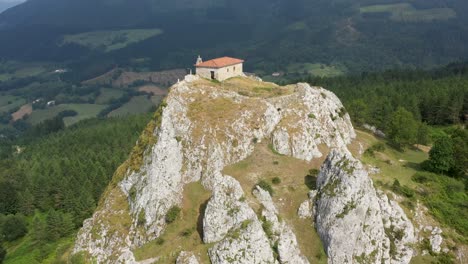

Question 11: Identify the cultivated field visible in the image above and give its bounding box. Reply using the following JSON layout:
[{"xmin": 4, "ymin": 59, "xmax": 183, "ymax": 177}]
[
  {"xmin": 27, "ymin": 104, "xmax": 107, "ymax": 126},
  {"xmin": 0, "ymin": 95, "xmax": 25, "ymax": 113},
  {"xmin": 95, "ymin": 88, "xmax": 125, "ymax": 104},
  {"xmin": 108, "ymin": 96, "xmax": 154, "ymax": 117},
  {"xmin": 286, "ymin": 63, "xmax": 345, "ymax": 77},
  {"xmin": 61, "ymin": 29, "xmax": 163, "ymax": 52},
  {"xmin": 360, "ymin": 3, "xmax": 456, "ymax": 22}
]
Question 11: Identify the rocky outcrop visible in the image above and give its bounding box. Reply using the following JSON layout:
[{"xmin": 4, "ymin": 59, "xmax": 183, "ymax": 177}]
[
  {"xmin": 270, "ymin": 84, "xmax": 355, "ymax": 161},
  {"xmin": 73, "ymin": 75, "xmax": 356, "ymax": 263},
  {"xmin": 314, "ymin": 150, "xmax": 415, "ymax": 264},
  {"xmin": 203, "ymin": 174, "xmax": 257, "ymax": 243},
  {"xmin": 298, "ymin": 191, "xmax": 317, "ymax": 220},
  {"xmin": 252, "ymin": 186, "xmax": 310, "ymax": 264},
  {"xmin": 208, "ymin": 219, "xmax": 276, "ymax": 264},
  {"xmin": 176, "ymin": 252, "xmax": 199, "ymax": 264},
  {"xmin": 430, "ymin": 227, "xmax": 443, "ymax": 253}
]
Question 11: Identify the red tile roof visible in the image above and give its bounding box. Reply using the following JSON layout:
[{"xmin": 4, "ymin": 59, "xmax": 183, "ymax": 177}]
[{"xmin": 195, "ymin": 57, "xmax": 244, "ymax": 68}]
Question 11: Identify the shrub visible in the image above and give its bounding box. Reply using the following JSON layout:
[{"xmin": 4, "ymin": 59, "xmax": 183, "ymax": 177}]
[
  {"xmin": 364, "ymin": 143, "xmax": 386, "ymax": 157},
  {"xmin": 165, "ymin": 206, "xmax": 181, "ymax": 223},
  {"xmin": 257, "ymin": 180, "xmax": 274, "ymax": 195},
  {"xmin": 1, "ymin": 214, "xmax": 28, "ymax": 241},
  {"xmin": 309, "ymin": 169, "xmax": 320, "ymax": 177},
  {"xmin": 180, "ymin": 228, "xmax": 193, "ymax": 237},
  {"xmin": 241, "ymin": 219, "xmax": 253, "ymax": 229},
  {"xmin": 137, "ymin": 210, "xmax": 146, "ymax": 226},
  {"xmin": 391, "ymin": 179, "xmax": 415, "ymax": 198},
  {"xmin": 156, "ymin": 238, "xmax": 165, "ymax": 245},
  {"xmin": 272, "ymin": 177, "xmax": 281, "ymax": 185},
  {"xmin": 0, "ymin": 244, "xmax": 5, "ymax": 263},
  {"xmin": 262, "ymin": 219, "xmax": 274, "ymax": 239},
  {"xmin": 412, "ymin": 172, "xmax": 435, "ymax": 184}
]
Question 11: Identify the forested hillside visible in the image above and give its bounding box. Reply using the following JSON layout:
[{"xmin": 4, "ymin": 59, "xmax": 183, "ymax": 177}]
[
  {"xmin": 0, "ymin": 114, "xmax": 151, "ymax": 263},
  {"xmin": 1, "ymin": 0, "xmax": 468, "ymax": 78},
  {"xmin": 305, "ymin": 62, "xmax": 468, "ymax": 129}
]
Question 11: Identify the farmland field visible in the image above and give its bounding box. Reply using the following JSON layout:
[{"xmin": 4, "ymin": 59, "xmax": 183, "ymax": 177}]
[
  {"xmin": 360, "ymin": 3, "xmax": 456, "ymax": 22},
  {"xmin": 95, "ymin": 88, "xmax": 125, "ymax": 104},
  {"xmin": 108, "ymin": 96, "xmax": 154, "ymax": 117},
  {"xmin": 0, "ymin": 64, "xmax": 47, "ymax": 81},
  {"xmin": 0, "ymin": 95, "xmax": 26, "ymax": 113},
  {"xmin": 61, "ymin": 29, "xmax": 163, "ymax": 52},
  {"xmin": 27, "ymin": 104, "xmax": 107, "ymax": 126},
  {"xmin": 286, "ymin": 63, "xmax": 346, "ymax": 77},
  {"xmin": 12, "ymin": 104, "xmax": 32, "ymax": 121}
]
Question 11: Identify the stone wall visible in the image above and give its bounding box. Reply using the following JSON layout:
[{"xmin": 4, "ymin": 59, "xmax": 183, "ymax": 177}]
[{"xmin": 196, "ymin": 63, "xmax": 243, "ymax": 81}]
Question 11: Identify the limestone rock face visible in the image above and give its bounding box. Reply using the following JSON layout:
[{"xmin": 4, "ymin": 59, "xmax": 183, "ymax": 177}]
[
  {"xmin": 252, "ymin": 187, "xmax": 310, "ymax": 264},
  {"xmin": 270, "ymin": 84, "xmax": 355, "ymax": 161},
  {"xmin": 208, "ymin": 220, "xmax": 277, "ymax": 264},
  {"xmin": 314, "ymin": 150, "xmax": 415, "ymax": 264},
  {"xmin": 176, "ymin": 252, "xmax": 199, "ymax": 264},
  {"xmin": 430, "ymin": 227, "xmax": 443, "ymax": 253},
  {"xmin": 203, "ymin": 174, "xmax": 257, "ymax": 243},
  {"xmin": 72, "ymin": 75, "xmax": 356, "ymax": 263}
]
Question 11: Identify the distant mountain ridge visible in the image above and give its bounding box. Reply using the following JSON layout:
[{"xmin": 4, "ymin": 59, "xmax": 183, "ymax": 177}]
[
  {"xmin": 1, "ymin": 0, "xmax": 468, "ymax": 75},
  {"xmin": 0, "ymin": 1, "xmax": 23, "ymax": 13}
]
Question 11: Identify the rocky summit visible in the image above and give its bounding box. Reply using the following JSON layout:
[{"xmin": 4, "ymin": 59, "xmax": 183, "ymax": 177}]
[{"xmin": 72, "ymin": 75, "xmax": 415, "ymax": 263}]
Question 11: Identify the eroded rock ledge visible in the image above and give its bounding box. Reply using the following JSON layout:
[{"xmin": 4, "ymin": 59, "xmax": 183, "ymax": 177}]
[{"xmin": 313, "ymin": 150, "xmax": 415, "ymax": 264}]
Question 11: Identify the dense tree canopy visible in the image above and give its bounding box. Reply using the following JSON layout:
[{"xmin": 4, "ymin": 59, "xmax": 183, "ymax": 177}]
[{"xmin": 0, "ymin": 114, "xmax": 150, "ymax": 262}]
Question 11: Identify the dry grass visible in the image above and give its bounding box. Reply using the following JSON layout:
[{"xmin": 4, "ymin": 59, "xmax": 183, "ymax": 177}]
[
  {"xmin": 138, "ymin": 85, "xmax": 168, "ymax": 95},
  {"xmin": 133, "ymin": 182, "xmax": 212, "ymax": 263},
  {"xmin": 223, "ymin": 77, "xmax": 294, "ymax": 98},
  {"xmin": 187, "ymin": 91, "xmax": 268, "ymax": 145},
  {"xmin": 223, "ymin": 141, "xmax": 328, "ymax": 263},
  {"xmin": 192, "ymin": 76, "xmax": 295, "ymax": 98}
]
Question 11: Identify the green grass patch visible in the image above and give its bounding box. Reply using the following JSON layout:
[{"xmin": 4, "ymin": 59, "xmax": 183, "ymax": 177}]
[
  {"xmin": 286, "ymin": 63, "xmax": 346, "ymax": 77},
  {"xmin": 27, "ymin": 104, "xmax": 107, "ymax": 126},
  {"xmin": 61, "ymin": 29, "xmax": 163, "ymax": 52},
  {"xmin": 411, "ymin": 172, "xmax": 467, "ymax": 239},
  {"xmin": 133, "ymin": 182, "xmax": 212, "ymax": 263},
  {"xmin": 355, "ymin": 130, "xmax": 428, "ymax": 188},
  {"xmin": 108, "ymin": 96, "xmax": 154, "ymax": 117},
  {"xmin": 360, "ymin": 3, "xmax": 456, "ymax": 22},
  {"xmin": 354, "ymin": 130, "xmax": 466, "ymax": 244},
  {"xmin": 3, "ymin": 232, "xmax": 75, "ymax": 264},
  {"xmin": 286, "ymin": 21, "xmax": 308, "ymax": 31},
  {"xmin": 0, "ymin": 95, "xmax": 25, "ymax": 113},
  {"xmin": 95, "ymin": 88, "xmax": 125, "ymax": 105}
]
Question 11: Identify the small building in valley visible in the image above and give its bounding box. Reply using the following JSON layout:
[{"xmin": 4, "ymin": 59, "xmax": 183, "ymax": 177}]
[{"xmin": 195, "ymin": 56, "xmax": 244, "ymax": 81}]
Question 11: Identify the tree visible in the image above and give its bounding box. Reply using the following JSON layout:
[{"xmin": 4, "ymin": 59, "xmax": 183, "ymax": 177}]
[
  {"xmin": 448, "ymin": 128, "xmax": 468, "ymax": 178},
  {"xmin": 387, "ymin": 107, "xmax": 418, "ymax": 148},
  {"xmin": 347, "ymin": 99, "xmax": 369, "ymax": 125},
  {"xmin": 31, "ymin": 215, "xmax": 47, "ymax": 245},
  {"xmin": 0, "ymin": 244, "xmax": 6, "ymax": 263},
  {"xmin": 1, "ymin": 214, "xmax": 27, "ymax": 241},
  {"xmin": 425, "ymin": 136, "xmax": 454, "ymax": 174},
  {"xmin": 416, "ymin": 122, "xmax": 431, "ymax": 146},
  {"xmin": 0, "ymin": 182, "xmax": 18, "ymax": 215}
]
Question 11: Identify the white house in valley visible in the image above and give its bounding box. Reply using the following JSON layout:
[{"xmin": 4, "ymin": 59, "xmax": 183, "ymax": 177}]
[{"xmin": 195, "ymin": 56, "xmax": 244, "ymax": 81}]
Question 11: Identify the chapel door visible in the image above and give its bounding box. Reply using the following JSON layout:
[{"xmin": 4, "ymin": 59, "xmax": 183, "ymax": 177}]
[{"xmin": 210, "ymin": 71, "xmax": 215, "ymax": 80}]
